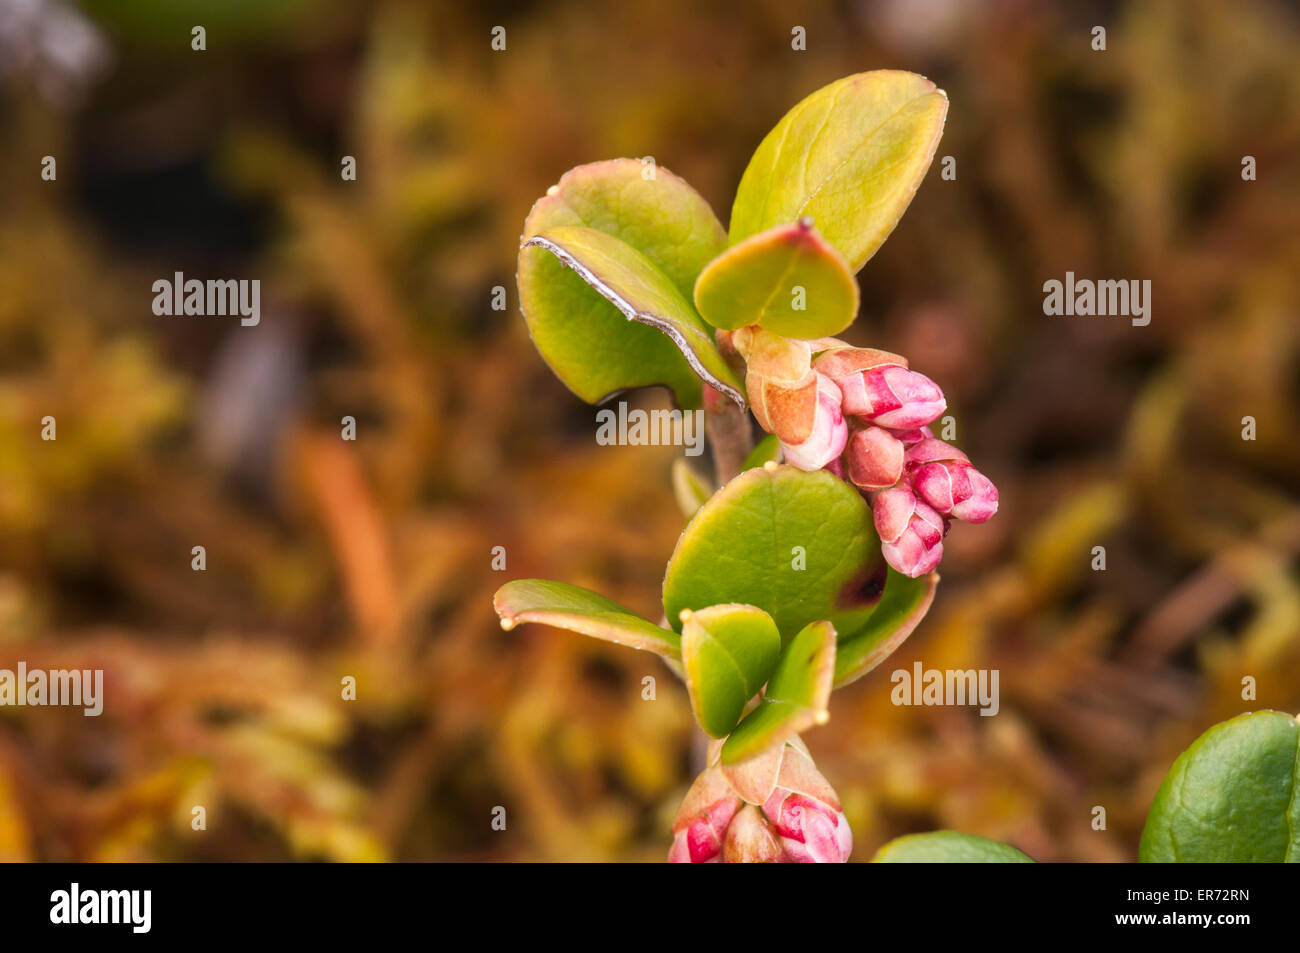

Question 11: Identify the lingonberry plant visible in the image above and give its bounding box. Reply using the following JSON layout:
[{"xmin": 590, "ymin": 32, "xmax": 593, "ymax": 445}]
[
  {"xmin": 494, "ymin": 70, "xmax": 1003, "ymax": 862},
  {"xmin": 876, "ymin": 709, "xmax": 1300, "ymax": 863}
]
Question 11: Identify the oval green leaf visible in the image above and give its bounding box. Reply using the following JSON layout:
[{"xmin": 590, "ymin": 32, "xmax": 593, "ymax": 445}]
[
  {"xmin": 662, "ymin": 465, "xmax": 886, "ymax": 648},
  {"xmin": 519, "ymin": 159, "xmax": 731, "ymax": 409},
  {"xmin": 729, "ymin": 71, "xmax": 948, "ymax": 273},
  {"xmin": 523, "ymin": 225, "xmax": 744, "ymax": 405},
  {"xmin": 1139, "ymin": 710, "xmax": 1300, "ymax": 862},
  {"xmin": 873, "ymin": 831, "xmax": 1035, "ymax": 863},
  {"xmin": 681, "ymin": 604, "xmax": 782, "ymax": 738},
  {"xmin": 721, "ymin": 620, "xmax": 836, "ymax": 764},
  {"xmin": 494, "ymin": 579, "xmax": 680, "ymax": 658},
  {"xmin": 693, "ymin": 220, "xmax": 859, "ymax": 339}
]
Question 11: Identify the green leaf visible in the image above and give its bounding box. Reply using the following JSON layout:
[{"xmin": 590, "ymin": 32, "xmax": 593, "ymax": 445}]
[
  {"xmin": 693, "ymin": 220, "xmax": 859, "ymax": 339},
  {"xmin": 833, "ymin": 569, "xmax": 937, "ymax": 686},
  {"xmin": 873, "ymin": 831, "xmax": 1035, "ymax": 863},
  {"xmin": 729, "ymin": 71, "xmax": 948, "ymax": 273},
  {"xmin": 1139, "ymin": 710, "xmax": 1300, "ymax": 862},
  {"xmin": 670, "ymin": 459, "xmax": 713, "ymax": 519},
  {"xmin": 522, "ymin": 225, "xmax": 744, "ymax": 405},
  {"xmin": 518, "ymin": 159, "xmax": 732, "ymax": 408},
  {"xmin": 662, "ymin": 465, "xmax": 887, "ymax": 649},
  {"xmin": 681, "ymin": 604, "xmax": 782, "ymax": 738},
  {"xmin": 493, "ymin": 579, "xmax": 680, "ymax": 658},
  {"xmin": 740, "ymin": 434, "xmax": 782, "ymax": 471},
  {"xmin": 721, "ymin": 620, "xmax": 835, "ymax": 764}
]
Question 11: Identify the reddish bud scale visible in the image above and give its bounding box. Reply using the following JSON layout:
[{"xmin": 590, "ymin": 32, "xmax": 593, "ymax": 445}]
[
  {"xmin": 722, "ymin": 805, "xmax": 786, "ymax": 863},
  {"xmin": 779, "ymin": 373, "xmax": 848, "ymax": 471}
]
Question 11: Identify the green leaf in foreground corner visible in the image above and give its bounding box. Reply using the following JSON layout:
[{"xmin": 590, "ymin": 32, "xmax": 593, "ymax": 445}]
[
  {"xmin": 493, "ymin": 579, "xmax": 680, "ymax": 658},
  {"xmin": 729, "ymin": 70, "xmax": 948, "ymax": 273},
  {"xmin": 518, "ymin": 159, "xmax": 732, "ymax": 409},
  {"xmin": 662, "ymin": 465, "xmax": 886, "ymax": 649},
  {"xmin": 872, "ymin": 831, "xmax": 1035, "ymax": 863},
  {"xmin": 721, "ymin": 620, "xmax": 835, "ymax": 764},
  {"xmin": 1139, "ymin": 710, "xmax": 1300, "ymax": 862},
  {"xmin": 681, "ymin": 604, "xmax": 782, "ymax": 738},
  {"xmin": 523, "ymin": 225, "xmax": 744, "ymax": 406},
  {"xmin": 693, "ymin": 220, "xmax": 859, "ymax": 339}
]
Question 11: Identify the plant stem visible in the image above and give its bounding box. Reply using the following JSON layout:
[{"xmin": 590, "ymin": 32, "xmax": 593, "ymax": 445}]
[{"xmin": 692, "ymin": 386, "xmax": 754, "ymax": 776}]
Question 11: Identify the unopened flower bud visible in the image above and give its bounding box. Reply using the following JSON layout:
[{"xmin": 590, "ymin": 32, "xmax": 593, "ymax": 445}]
[
  {"xmin": 844, "ymin": 426, "xmax": 905, "ymax": 491},
  {"xmin": 905, "ymin": 438, "xmax": 999, "ymax": 523},
  {"xmin": 779, "ymin": 373, "xmax": 848, "ymax": 471},
  {"xmin": 722, "ymin": 805, "xmax": 786, "ymax": 863},
  {"xmin": 668, "ymin": 766, "xmax": 743, "ymax": 863},
  {"xmin": 759, "ymin": 741, "xmax": 852, "ymax": 863},
  {"xmin": 872, "ymin": 485, "xmax": 946, "ymax": 578},
  {"xmin": 670, "ymin": 738, "xmax": 852, "ymax": 862},
  {"xmin": 815, "ymin": 348, "xmax": 945, "ymax": 429},
  {"xmin": 763, "ymin": 793, "xmax": 853, "ymax": 863}
]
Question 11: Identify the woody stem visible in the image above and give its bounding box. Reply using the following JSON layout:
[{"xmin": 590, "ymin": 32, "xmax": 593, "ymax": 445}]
[{"xmin": 704, "ymin": 386, "xmax": 753, "ymax": 487}]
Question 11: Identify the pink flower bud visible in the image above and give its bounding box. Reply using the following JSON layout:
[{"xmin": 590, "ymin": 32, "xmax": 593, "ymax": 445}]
[
  {"xmin": 759, "ymin": 745, "xmax": 852, "ymax": 863},
  {"xmin": 905, "ymin": 438, "xmax": 999, "ymax": 523},
  {"xmin": 844, "ymin": 426, "xmax": 905, "ymax": 491},
  {"xmin": 841, "ymin": 365, "xmax": 946, "ymax": 429},
  {"xmin": 779, "ymin": 373, "xmax": 847, "ymax": 471},
  {"xmin": 903, "ymin": 436, "xmax": 968, "ymax": 466},
  {"xmin": 763, "ymin": 793, "xmax": 853, "ymax": 863},
  {"xmin": 873, "ymin": 486, "xmax": 946, "ymax": 577},
  {"xmin": 816, "ymin": 347, "xmax": 945, "ymax": 429},
  {"xmin": 668, "ymin": 767, "xmax": 743, "ymax": 863},
  {"xmin": 670, "ymin": 738, "xmax": 851, "ymax": 862}
]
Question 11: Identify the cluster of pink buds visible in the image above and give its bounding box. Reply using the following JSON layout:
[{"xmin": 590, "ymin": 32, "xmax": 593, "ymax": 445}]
[
  {"xmin": 669, "ymin": 737, "xmax": 852, "ymax": 863},
  {"xmin": 730, "ymin": 330, "xmax": 998, "ymax": 578}
]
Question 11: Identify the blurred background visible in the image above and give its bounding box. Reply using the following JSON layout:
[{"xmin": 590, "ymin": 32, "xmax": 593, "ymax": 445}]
[{"xmin": 1, "ymin": 0, "xmax": 1297, "ymax": 861}]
